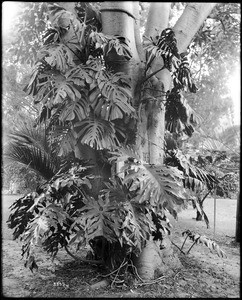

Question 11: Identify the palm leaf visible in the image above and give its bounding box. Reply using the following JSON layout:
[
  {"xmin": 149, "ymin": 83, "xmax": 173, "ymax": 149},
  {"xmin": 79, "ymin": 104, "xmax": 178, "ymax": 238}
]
[
  {"xmin": 5, "ymin": 143, "xmax": 57, "ymax": 180},
  {"xmin": 4, "ymin": 124, "xmax": 59, "ymax": 180},
  {"xmin": 201, "ymin": 137, "xmax": 227, "ymax": 151},
  {"xmin": 8, "ymin": 124, "xmax": 49, "ymax": 153}
]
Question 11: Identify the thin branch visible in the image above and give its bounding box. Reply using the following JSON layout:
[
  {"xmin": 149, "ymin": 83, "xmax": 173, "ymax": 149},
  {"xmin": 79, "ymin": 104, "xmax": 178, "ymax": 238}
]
[
  {"xmin": 145, "ymin": 54, "xmax": 157, "ymax": 75},
  {"xmin": 101, "ymin": 261, "xmax": 127, "ymax": 278},
  {"xmin": 171, "ymin": 240, "xmax": 186, "ymax": 255},
  {"xmin": 200, "ymin": 190, "xmax": 211, "ymax": 204},
  {"xmin": 110, "ymin": 258, "xmax": 127, "ymax": 287},
  {"xmin": 180, "ymin": 234, "xmax": 190, "ymax": 252},
  {"xmin": 141, "ymin": 66, "xmax": 166, "ymax": 85},
  {"xmin": 186, "ymin": 240, "xmax": 198, "ymax": 254}
]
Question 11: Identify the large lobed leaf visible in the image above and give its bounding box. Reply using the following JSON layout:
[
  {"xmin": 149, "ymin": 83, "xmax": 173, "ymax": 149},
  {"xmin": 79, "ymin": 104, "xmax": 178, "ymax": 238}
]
[
  {"xmin": 165, "ymin": 149, "xmax": 218, "ymax": 192},
  {"xmin": 75, "ymin": 115, "xmax": 120, "ymax": 150},
  {"xmin": 71, "ymin": 194, "xmax": 118, "ymax": 244},
  {"xmin": 144, "ymin": 28, "xmax": 180, "ymax": 71},
  {"xmin": 109, "ymin": 147, "xmax": 186, "ymax": 218},
  {"xmin": 87, "ymin": 60, "xmax": 135, "ymax": 121},
  {"xmin": 89, "ymin": 31, "xmax": 132, "ymax": 60},
  {"xmin": 165, "ymin": 92, "xmax": 202, "ymax": 137},
  {"xmin": 70, "ymin": 193, "xmax": 154, "ymax": 256}
]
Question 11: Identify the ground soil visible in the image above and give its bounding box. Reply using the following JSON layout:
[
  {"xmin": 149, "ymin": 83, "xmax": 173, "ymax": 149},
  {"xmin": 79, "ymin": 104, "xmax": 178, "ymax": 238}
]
[{"xmin": 2, "ymin": 194, "xmax": 240, "ymax": 298}]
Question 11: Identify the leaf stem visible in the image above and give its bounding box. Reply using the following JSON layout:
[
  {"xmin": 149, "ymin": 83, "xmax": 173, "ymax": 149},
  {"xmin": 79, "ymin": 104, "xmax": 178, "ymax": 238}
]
[
  {"xmin": 180, "ymin": 234, "xmax": 189, "ymax": 252},
  {"xmin": 186, "ymin": 240, "xmax": 197, "ymax": 254},
  {"xmin": 141, "ymin": 66, "xmax": 166, "ymax": 85},
  {"xmin": 171, "ymin": 240, "xmax": 186, "ymax": 255}
]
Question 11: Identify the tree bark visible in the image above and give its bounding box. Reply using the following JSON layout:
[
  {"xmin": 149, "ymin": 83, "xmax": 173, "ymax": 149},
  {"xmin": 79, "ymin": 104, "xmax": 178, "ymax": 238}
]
[
  {"xmin": 100, "ymin": 2, "xmax": 147, "ymax": 161},
  {"xmin": 100, "ymin": 1, "xmax": 141, "ymax": 96},
  {"xmin": 144, "ymin": 3, "xmax": 171, "ymax": 165},
  {"xmin": 57, "ymin": 2, "xmax": 77, "ymax": 15},
  {"xmin": 173, "ymin": 3, "xmax": 217, "ymax": 53},
  {"xmin": 100, "ymin": 1, "xmax": 217, "ymax": 280},
  {"xmin": 132, "ymin": 237, "xmax": 181, "ymax": 280}
]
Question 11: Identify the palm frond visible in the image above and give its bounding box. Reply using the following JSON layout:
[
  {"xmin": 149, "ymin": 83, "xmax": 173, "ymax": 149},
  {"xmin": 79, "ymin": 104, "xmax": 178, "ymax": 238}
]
[
  {"xmin": 8, "ymin": 124, "xmax": 49, "ymax": 154},
  {"xmin": 4, "ymin": 124, "xmax": 59, "ymax": 180},
  {"xmin": 5, "ymin": 143, "xmax": 57, "ymax": 180},
  {"xmin": 201, "ymin": 137, "xmax": 227, "ymax": 151}
]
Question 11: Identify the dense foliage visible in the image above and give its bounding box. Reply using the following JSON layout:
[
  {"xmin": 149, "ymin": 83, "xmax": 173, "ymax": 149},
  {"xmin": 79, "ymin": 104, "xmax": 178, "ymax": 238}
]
[{"xmin": 5, "ymin": 3, "xmax": 239, "ymax": 275}]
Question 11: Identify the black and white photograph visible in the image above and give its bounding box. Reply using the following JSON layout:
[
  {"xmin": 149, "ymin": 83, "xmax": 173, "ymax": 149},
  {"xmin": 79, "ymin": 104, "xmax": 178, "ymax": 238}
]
[{"xmin": 2, "ymin": 2, "xmax": 240, "ymax": 298}]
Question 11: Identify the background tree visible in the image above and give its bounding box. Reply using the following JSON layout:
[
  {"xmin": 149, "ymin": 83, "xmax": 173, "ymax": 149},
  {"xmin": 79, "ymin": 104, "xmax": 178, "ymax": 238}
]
[{"xmin": 185, "ymin": 2, "xmax": 240, "ymax": 143}]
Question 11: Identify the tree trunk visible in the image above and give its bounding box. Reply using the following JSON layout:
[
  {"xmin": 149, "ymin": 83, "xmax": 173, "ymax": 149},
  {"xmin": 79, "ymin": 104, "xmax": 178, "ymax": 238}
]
[
  {"xmin": 132, "ymin": 236, "xmax": 181, "ymax": 280},
  {"xmin": 144, "ymin": 3, "xmax": 171, "ymax": 165},
  {"xmin": 100, "ymin": 1, "xmax": 217, "ymax": 280}
]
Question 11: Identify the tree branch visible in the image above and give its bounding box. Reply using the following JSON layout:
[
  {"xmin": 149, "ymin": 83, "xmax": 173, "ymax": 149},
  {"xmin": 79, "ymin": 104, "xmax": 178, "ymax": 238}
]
[
  {"xmin": 173, "ymin": 3, "xmax": 217, "ymax": 53},
  {"xmin": 144, "ymin": 3, "xmax": 171, "ymax": 38}
]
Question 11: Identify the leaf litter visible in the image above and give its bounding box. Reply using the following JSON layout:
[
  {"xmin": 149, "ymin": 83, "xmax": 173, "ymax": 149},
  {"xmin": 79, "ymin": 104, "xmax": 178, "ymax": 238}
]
[{"xmin": 2, "ymin": 203, "xmax": 240, "ymax": 298}]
